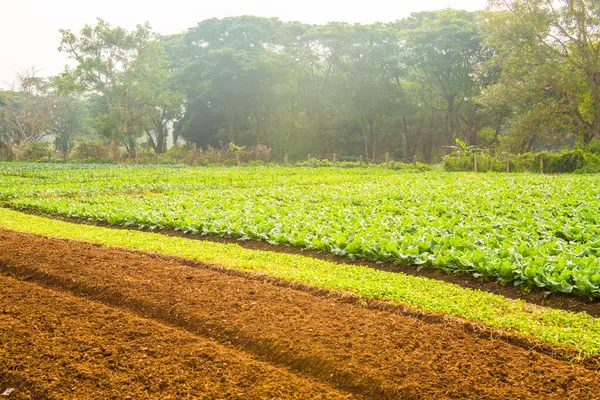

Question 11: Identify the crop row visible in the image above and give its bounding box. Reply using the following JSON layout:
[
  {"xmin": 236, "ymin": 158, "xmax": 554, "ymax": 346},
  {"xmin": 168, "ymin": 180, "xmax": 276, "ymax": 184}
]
[
  {"xmin": 1, "ymin": 207, "xmax": 599, "ymax": 356},
  {"xmin": 1, "ymin": 163, "xmax": 600, "ymax": 298}
]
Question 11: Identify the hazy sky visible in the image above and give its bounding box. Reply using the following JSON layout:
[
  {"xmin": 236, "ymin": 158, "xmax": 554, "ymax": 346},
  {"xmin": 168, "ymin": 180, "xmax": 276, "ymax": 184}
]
[{"xmin": 0, "ymin": 0, "xmax": 487, "ymax": 85}]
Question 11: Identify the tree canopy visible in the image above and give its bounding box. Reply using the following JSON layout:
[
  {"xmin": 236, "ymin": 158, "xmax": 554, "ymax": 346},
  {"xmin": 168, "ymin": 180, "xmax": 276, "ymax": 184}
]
[{"xmin": 2, "ymin": 3, "xmax": 600, "ymax": 162}]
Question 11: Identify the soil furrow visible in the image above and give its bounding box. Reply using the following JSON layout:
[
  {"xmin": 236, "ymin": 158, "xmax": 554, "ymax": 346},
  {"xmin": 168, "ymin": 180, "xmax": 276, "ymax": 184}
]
[
  {"xmin": 0, "ymin": 274, "xmax": 353, "ymax": 400},
  {"xmin": 1, "ymin": 228, "xmax": 599, "ymax": 399}
]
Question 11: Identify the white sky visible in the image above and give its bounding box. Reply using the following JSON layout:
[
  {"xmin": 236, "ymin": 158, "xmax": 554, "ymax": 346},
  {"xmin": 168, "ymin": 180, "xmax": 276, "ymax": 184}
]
[{"xmin": 0, "ymin": 0, "xmax": 486, "ymax": 85}]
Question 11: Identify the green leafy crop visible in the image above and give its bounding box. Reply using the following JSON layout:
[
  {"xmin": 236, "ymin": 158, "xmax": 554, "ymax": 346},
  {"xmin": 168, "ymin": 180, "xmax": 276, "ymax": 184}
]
[{"xmin": 1, "ymin": 162, "xmax": 600, "ymax": 298}]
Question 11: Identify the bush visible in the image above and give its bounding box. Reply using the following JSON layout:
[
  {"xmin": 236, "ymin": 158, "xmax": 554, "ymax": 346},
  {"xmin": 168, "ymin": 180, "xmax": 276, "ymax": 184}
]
[
  {"xmin": 15, "ymin": 142, "xmax": 54, "ymax": 161},
  {"xmin": 292, "ymin": 157, "xmax": 430, "ymax": 171},
  {"xmin": 71, "ymin": 139, "xmax": 110, "ymax": 162},
  {"xmin": 389, "ymin": 161, "xmax": 431, "ymax": 171},
  {"xmin": 443, "ymin": 154, "xmax": 474, "ymax": 171},
  {"xmin": 533, "ymin": 150, "xmax": 586, "ymax": 173},
  {"xmin": 511, "ymin": 153, "xmax": 533, "ymax": 172},
  {"xmin": 444, "ymin": 148, "xmax": 600, "ymax": 174},
  {"xmin": 0, "ymin": 142, "xmax": 13, "ymax": 161},
  {"xmin": 586, "ymin": 139, "xmax": 600, "ymax": 155}
]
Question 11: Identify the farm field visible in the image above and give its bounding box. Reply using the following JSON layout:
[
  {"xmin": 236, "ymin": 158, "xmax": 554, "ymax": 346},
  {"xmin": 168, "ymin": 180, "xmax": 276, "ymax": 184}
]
[
  {"xmin": 2, "ymin": 163, "xmax": 600, "ymax": 297},
  {"xmin": 1, "ymin": 228, "xmax": 600, "ymax": 399},
  {"xmin": 1, "ymin": 163, "xmax": 600, "ymax": 398}
]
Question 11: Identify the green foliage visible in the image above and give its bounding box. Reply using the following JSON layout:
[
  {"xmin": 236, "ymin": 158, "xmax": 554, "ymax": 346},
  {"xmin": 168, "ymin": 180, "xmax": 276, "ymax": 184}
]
[
  {"xmin": 58, "ymin": 19, "xmax": 178, "ymax": 158},
  {"xmin": 1, "ymin": 164, "xmax": 600, "ymax": 299},
  {"xmin": 444, "ymin": 149, "xmax": 600, "ymax": 173},
  {"xmin": 586, "ymin": 139, "xmax": 600, "ymax": 155},
  {"xmin": 483, "ymin": 0, "xmax": 600, "ymax": 148},
  {"xmin": 169, "ymin": 12, "xmax": 499, "ymax": 163},
  {"xmin": 443, "ymin": 154, "xmax": 475, "ymax": 172},
  {"xmin": 14, "ymin": 142, "xmax": 54, "ymax": 161},
  {"xmin": 70, "ymin": 137, "xmax": 111, "ymax": 163},
  {"xmin": 533, "ymin": 151, "xmax": 586, "ymax": 173},
  {"xmin": 293, "ymin": 158, "xmax": 431, "ymax": 171}
]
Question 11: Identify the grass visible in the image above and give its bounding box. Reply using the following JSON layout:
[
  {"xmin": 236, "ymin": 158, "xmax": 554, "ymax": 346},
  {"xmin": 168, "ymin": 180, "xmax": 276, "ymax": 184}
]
[{"xmin": 0, "ymin": 207, "xmax": 599, "ymax": 357}]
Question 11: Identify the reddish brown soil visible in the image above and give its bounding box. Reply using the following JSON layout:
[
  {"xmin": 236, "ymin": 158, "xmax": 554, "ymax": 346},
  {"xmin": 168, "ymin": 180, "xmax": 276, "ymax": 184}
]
[
  {"xmin": 1, "ymin": 228, "xmax": 599, "ymax": 399},
  {"xmin": 0, "ymin": 275, "xmax": 351, "ymax": 400}
]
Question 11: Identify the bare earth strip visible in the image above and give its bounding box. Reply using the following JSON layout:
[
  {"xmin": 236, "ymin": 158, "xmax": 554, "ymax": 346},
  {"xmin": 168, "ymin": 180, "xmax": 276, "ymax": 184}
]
[
  {"xmin": 1, "ymin": 229, "xmax": 599, "ymax": 399},
  {"xmin": 0, "ymin": 274, "xmax": 352, "ymax": 399}
]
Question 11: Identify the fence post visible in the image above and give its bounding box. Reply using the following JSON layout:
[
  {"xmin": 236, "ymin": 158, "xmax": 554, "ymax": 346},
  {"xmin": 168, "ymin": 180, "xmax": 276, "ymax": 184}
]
[
  {"xmin": 474, "ymin": 156, "xmax": 478, "ymax": 172},
  {"xmin": 307, "ymin": 154, "xmax": 311, "ymax": 168},
  {"xmin": 333, "ymin": 153, "xmax": 337, "ymax": 166},
  {"xmin": 540, "ymin": 156, "xmax": 544, "ymax": 174},
  {"xmin": 506, "ymin": 159, "xmax": 510, "ymax": 173},
  {"xmin": 284, "ymin": 152, "xmax": 288, "ymax": 165},
  {"xmin": 385, "ymin": 152, "xmax": 390, "ymax": 168}
]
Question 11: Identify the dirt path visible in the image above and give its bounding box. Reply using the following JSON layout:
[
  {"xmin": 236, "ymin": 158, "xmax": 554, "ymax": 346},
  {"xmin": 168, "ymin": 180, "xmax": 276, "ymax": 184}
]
[{"xmin": 0, "ymin": 229, "xmax": 599, "ymax": 399}]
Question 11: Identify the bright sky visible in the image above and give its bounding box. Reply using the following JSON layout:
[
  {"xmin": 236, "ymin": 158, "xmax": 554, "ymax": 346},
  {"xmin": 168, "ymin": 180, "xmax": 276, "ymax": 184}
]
[{"xmin": 0, "ymin": 0, "xmax": 487, "ymax": 85}]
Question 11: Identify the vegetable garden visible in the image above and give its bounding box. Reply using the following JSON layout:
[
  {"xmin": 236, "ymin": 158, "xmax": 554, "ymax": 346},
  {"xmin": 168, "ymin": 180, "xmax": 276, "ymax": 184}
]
[
  {"xmin": 2, "ymin": 162, "xmax": 600, "ymax": 398},
  {"xmin": 2, "ymin": 162, "xmax": 600, "ymax": 298}
]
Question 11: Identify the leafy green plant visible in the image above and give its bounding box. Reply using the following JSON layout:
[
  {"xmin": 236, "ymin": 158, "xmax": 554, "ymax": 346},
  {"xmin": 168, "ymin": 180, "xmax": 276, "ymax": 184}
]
[{"xmin": 1, "ymin": 163, "xmax": 600, "ymax": 298}]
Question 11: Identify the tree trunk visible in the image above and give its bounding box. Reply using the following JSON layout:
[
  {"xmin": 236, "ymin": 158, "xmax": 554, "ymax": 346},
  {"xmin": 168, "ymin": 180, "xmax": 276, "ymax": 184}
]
[
  {"xmin": 146, "ymin": 129, "xmax": 157, "ymax": 153},
  {"xmin": 525, "ymin": 137, "xmax": 535, "ymax": 153},
  {"xmin": 128, "ymin": 135, "xmax": 136, "ymax": 159},
  {"xmin": 155, "ymin": 123, "xmax": 166, "ymax": 154},
  {"xmin": 466, "ymin": 113, "xmax": 478, "ymax": 146},
  {"xmin": 110, "ymin": 139, "xmax": 120, "ymax": 160},
  {"xmin": 445, "ymin": 95, "xmax": 456, "ymax": 154},
  {"xmin": 369, "ymin": 118, "xmax": 376, "ymax": 163},
  {"xmin": 588, "ymin": 71, "xmax": 600, "ymax": 142},
  {"xmin": 229, "ymin": 121, "xmax": 238, "ymax": 144}
]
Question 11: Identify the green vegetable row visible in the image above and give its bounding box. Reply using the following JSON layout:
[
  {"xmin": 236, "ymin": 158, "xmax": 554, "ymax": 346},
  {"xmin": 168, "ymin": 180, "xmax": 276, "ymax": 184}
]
[{"xmin": 1, "ymin": 163, "xmax": 600, "ymax": 297}]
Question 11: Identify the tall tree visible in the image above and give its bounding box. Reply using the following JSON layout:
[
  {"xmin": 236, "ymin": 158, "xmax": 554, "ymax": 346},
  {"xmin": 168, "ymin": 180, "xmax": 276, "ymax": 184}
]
[
  {"xmin": 399, "ymin": 10, "xmax": 492, "ymax": 152},
  {"xmin": 0, "ymin": 68, "xmax": 57, "ymax": 148},
  {"xmin": 58, "ymin": 19, "xmax": 173, "ymax": 158},
  {"xmin": 485, "ymin": 0, "xmax": 600, "ymax": 148}
]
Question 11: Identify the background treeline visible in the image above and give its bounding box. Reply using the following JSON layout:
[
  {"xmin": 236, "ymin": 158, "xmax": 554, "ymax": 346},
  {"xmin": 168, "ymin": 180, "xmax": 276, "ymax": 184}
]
[{"xmin": 2, "ymin": 0, "xmax": 600, "ymax": 167}]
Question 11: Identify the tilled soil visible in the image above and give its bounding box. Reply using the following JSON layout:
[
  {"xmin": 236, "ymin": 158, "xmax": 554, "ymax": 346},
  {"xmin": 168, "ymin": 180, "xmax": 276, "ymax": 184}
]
[
  {"xmin": 0, "ymin": 275, "xmax": 352, "ymax": 400},
  {"xmin": 1, "ymin": 228, "xmax": 599, "ymax": 399}
]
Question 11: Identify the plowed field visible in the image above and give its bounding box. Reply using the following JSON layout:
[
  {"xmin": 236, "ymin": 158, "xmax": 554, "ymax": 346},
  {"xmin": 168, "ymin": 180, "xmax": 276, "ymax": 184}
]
[{"xmin": 1, "ymin": 229, "xmax": 599, "ymax": 399}]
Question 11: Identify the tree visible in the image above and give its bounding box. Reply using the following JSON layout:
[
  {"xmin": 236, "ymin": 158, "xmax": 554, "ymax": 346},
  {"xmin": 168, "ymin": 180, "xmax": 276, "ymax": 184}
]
[
  {"xmin": 144, "ymin": 34, "xmax": 185, "ymax": 154},
  {"xmin": 50, "ymin": 95, "xmax": 92, "ymax": 155},
  {"xmin": 0, "ymin": 68, "xmax": 57, "ymax": 148},
  {"xmin": 399, "ymin": 10, "xmax": 493, "ymax": 154},
  {"xmin": 317, "ymin": 22, "xmax": 404, "ymax": 162},
  {"xmin": 58, "ymin": 19, "xmax": 173, "ymax": 158},
  {"xmin": 485, "ymin": 0, "xmax": 600, "ymax": 148},
  {"xmin": 179, "ymin": 17, "xmax": 288, "ymax": 149}
]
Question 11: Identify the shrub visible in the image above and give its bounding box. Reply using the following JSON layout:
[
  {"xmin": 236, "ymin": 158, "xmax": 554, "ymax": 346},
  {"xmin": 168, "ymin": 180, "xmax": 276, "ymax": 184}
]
[
  {"xmin": 71, "ymin": 139, "xmax": 110, "ymax": 162},
  {"xmin": 0, "ymin": 142, "xmax": 14, "ymax": 161},
  {"xmin": 586, "ymin": 139, "xmax": 600, "ymax": 155},
  {"xmin": 443, "ymin": 154, "xmax": 474, "ymax": 171},
  {"xmin": 15, "ymin": 142, "xmax": 54, "ymax": 161},
  {"xmin": 533, "ymin": 150, "xmax": 586, "ymax": 173},
  {"xmin": 444, "ymin": 148, "xmax": 600, "ymax": 174}
]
